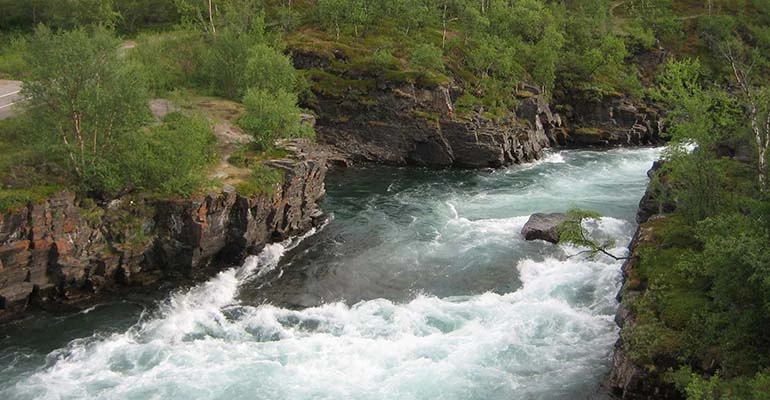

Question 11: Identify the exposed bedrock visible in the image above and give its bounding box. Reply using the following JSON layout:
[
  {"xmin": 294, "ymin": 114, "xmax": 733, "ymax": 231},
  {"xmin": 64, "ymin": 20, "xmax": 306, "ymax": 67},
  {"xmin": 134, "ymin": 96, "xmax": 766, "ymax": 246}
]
[
  {"xmin": 292, "ymin": 46, "xmax": 665, "ymax": 169},
  {"xmin": 307, "ymin": 82, "xmax": 555, "ymax": 168},
  {"xmin": 556, "ymin": 91, "xmax": 665, "ymax": 148},
  {"xmin": 0, "ymin": 147, "xmax": 327, "ymax": 322}
]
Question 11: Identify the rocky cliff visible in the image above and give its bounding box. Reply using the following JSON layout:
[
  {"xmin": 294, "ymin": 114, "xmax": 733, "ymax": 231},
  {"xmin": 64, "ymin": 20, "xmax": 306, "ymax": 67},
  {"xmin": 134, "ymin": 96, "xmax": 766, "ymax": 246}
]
[
  {"xmin": 308, "ymin": 80, "xmax": 555, "ymax": 168},
  {"xmin": 557, "ymin": 92, "xmax": 664, "ymax": 148},
  {"xmin": 605, "ymin": 166, "xmax": 681, "ymax": 400},
  {"xmin": 292, "ymin": 47, "xmax": 663, "ymax": 168},
  {"xmin": 0, "ymin": 148, "xmax": 327, "ymax": 323},
  {"xmin": 293, "ymin": 48, "xmax": 565, "ymax": 168}
]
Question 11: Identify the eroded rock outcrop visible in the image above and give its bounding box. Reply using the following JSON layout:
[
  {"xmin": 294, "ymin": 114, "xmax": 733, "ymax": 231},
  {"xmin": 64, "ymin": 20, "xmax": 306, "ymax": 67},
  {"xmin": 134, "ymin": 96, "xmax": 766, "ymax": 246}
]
[
  {"xmin": 293, "ymin": 47, "xmax": 556, "ymax": 168},
  {"xmin": 307, "ymin": 82, "xmax": 554, "ymax": 168},
  {"xmin": 293, "ymin": 44, "xmax": 664, "ymax": 168},
  {"xmin": 559, "ymin": 92, "xmax": 664, "ymax": 147},
  {"xmin": 0, "ymin": 146, "xmax": 327, "ymax": 322}
]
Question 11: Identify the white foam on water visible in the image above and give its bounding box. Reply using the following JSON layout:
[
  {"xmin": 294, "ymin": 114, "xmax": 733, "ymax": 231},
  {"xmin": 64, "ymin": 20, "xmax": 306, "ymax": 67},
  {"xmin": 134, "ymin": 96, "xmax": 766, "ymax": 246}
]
[
  {"xmin": 1, "ymin": 218, "xmax": 631, "ymax": 400},
  {"xmin": 543, "ymin": 152, "xmax": 566, "ymax": 164}
]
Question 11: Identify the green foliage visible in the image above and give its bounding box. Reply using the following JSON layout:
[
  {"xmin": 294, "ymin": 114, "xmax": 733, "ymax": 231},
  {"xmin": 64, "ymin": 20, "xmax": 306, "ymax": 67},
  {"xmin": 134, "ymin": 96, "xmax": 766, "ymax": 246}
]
[
  {"xmin": 529, "ymin": 25, "xmax": 564, "ymax": 94},
  {"xmin": 387, "ymin": 0, "xmax": 438, "ymax": 36},
  {"xmin": 556, "ymin": 208, "xmax": 601, "ymax": 244},
  {"xmin": 0, "ymin": 114, "xmax": 70, "ymax": 191},
  {"xmin": 38, "ymin": 0, "xmax": 120, "ymax": 30},
  {"xmin": 195, "ymin": 13, "xmax": 297, "ymax": 101},
  {"xmin": 556, "ymin": 208, "xmax": 622, "ymax": 259},
  {"xmin": 369, "ymin": 49, "xmax": 400, "ymax": 73},
  {"xmin": 238, "ymin": 88, "xmax": 312, "ymax": 150},
  {"xmin": 174, "ymin": 0, "xmax": 266, "ymax": 34},
  {"xmin": 625, "ymin": 188, "xmax": 770, "ymax": 394},
  {"xmin": 315, "ymin": 0, "xmax": 378, "ymax": 38},
  {"xmin": 622, "ymin": 313, "xmax": 684, "ymax": 368},
  {"xmin": 669, "ymin": 367, "xmax": 770, "ymax": 400},
  {"xmin": 235, "ymin": 164, "xmax": 284, "ymax": 196},
  {"xmin": 0, "ymin": 186, "xmax": 61, "ymax": 213},
  {"xmin": 245, "ymin": 43, "xmax": 297, "ymax": 94},
  {"xmin": 125, "ymin": 112, "xmax": 217, "ymax": 196},
  {"xmin": 131, "ymin": 30, "xmax": 208, "ymax": 94},
  {"xmin": 409, "ymin": 43, "xmax": 444, "ymax": 72},
  {"xmin": 0, "ymin": 35, "xmax": 28, "ymax": 79},
  {"xmin": 202, "ymin": 29, "xmax": 255, "ymax": 100},
  {"xmin": 652, "ymin": 59, "xmax": 742, "ymax": 147},
  {"xmin": 0, "ymin": 0, "xmax": 177, "ymax": 33},
  {"xmin": 660, "ymin": 148, "xmax": 735, "ymax": 224},
  {"xmin": 316, "ymin": 0, "xmax": 352, "ymax": 39},
  {"xmin": 113, "ymin": 0, "xmax": 180, "ymax": 34},
  {"xmin": 23, "ymin": 25, "xmax": 151, "ymax": 196},
  {"xmin": 464, "ymin": 34, "xmax": 523, "ymax": 80}
]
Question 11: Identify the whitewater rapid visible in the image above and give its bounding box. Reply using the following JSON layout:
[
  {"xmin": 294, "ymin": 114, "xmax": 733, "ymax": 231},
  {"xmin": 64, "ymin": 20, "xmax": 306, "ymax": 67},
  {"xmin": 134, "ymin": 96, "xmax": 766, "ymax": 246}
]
[{"xmin": 0, "ymin": 147, "xmax": 662, "ymax": 400}]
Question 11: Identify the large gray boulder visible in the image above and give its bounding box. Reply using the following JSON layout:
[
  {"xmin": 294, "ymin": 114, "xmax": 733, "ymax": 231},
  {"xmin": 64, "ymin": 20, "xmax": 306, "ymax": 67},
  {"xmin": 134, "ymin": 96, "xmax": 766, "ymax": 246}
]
[{"xmin": 521, "ymin": 213, "xmax": 569, "ymax": 244}]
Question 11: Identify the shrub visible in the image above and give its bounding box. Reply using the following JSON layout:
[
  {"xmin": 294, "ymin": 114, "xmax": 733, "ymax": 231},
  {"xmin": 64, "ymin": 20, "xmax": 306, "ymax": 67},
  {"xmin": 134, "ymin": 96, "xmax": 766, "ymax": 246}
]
[
  {"xmin": 0, "ymin": 35, "xmax": 28, "ymax": 79},
  {"xmin": 23, "ymin": 26, "xmax": 151, "ymax": 197},
  {"xmin": 131, "ymin": 30, "xmax": 208, "ymax": 95},
  {"xmin": 409, "ymin": 43, "xmax": 444, "ymax": 72},
  {"xmin": 125, "ymin": 112, "xmax": 217, "ymax": 196},
  {"xmin": 244, "ymin": 43, "xmax": 297, "ymax": 94},
  {"xmin": 369, "ymin": 48, "xmax": 399, "ymax": 73},
  {"xmin": 202, "ymin": 29, "xmax": 253, "ymax": 100},
  {"xmin": 238, "ymin": 88, "xmax": 312, "ymax": 150}
]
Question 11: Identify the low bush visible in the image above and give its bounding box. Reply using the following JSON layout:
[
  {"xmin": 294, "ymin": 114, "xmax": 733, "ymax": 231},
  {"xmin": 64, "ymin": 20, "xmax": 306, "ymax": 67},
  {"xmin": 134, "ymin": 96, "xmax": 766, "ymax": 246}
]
[
  {"xmin": 238, "ymin": 88, "xmax": 313, "ymax": 151},
  {"xmin": 125, "ymin": 112, "xmax": 217, "ymax": 196}
]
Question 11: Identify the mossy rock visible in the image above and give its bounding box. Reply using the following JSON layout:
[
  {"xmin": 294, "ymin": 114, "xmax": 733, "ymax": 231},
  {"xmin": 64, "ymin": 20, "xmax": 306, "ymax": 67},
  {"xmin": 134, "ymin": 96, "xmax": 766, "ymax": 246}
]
[
  {"xmin": 304, "ymin": 69, "xmax": 376, "ymax": 98},
  {"xmin": 515, "ymin": 89, "xmax": 536, "ymax": 99},
  {"xmin": 574, "ymin": 127, "xmax": 603, "ymax": 135}
]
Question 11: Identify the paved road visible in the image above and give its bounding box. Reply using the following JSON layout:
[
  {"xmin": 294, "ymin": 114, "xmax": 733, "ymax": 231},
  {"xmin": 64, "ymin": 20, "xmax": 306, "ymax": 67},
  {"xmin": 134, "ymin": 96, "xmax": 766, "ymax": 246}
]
[{"xmin": 0, "ymin": 80, "xmax": 24, "ymax": 120}]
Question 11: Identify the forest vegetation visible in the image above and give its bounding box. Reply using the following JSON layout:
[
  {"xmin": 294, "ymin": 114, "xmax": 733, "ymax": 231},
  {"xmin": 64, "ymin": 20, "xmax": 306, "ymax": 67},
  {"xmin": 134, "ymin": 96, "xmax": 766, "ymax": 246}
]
[{"xmin": 1, "ymin": 1, "xmax": 770, "ymax": 398}]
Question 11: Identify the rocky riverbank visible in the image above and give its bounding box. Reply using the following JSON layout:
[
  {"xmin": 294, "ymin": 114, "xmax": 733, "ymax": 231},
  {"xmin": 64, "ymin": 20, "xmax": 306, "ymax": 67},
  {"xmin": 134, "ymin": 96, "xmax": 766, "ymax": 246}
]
[
  {"xmin": 292, "ymin": 47, "xmax": 664, "ymax": 168},
  {"xmin": 605, "ymin": 164, "xmax": 681, "ymax": 400},
  {"xmin": 0, "ymin": 145, "xmax": 327, "ymax": 323}
]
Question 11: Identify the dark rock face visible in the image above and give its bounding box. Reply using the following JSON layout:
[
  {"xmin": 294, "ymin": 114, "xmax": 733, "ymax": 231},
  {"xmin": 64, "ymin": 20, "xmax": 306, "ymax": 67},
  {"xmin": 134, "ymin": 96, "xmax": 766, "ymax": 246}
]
[
  {"xmin": 0, "ymin": 152, "xmax": 327, "ymax": 322},
  {"xmin": 635, "ymin": 161, "xmax": 676, "ymax": 223},
  {"xmin": 559, "ymin": 93, "xmax": 665, "ymax": 147},
  {"xmin": 292, "ymin": 45, "xmax": 554, "ymax": 168},
  {"xmin": 520, "ymin": 213, "xmax": 569, "ymax": 244},
  {"xmin": 608, "ymin": 343, "xmax": 682, "ymax": 400},
  {"xmin": 308, "ymin": 82, "xmax": 553, "ymax": 168}
]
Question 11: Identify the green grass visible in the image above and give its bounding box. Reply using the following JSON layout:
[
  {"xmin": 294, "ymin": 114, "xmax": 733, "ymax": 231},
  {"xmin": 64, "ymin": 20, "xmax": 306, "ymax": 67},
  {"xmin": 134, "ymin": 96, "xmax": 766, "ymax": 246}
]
[
  {"xmin": 235, "ymin": 164, "xmax": 285, "ymax": 197},
  {"xmin": 303, "ymin": 69, "xmax": 376, "ymax": 98},
  {"xmin": 0, "ymin": 186, "xmax": 62, "ymax": 213}
]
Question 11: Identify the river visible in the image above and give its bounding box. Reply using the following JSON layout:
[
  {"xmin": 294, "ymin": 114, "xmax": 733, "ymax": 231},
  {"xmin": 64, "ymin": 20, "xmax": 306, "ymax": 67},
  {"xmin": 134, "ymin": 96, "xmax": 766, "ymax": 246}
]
[{"xmin": 0, "ymin": 147, "xmax": 661, "ymax": 400}]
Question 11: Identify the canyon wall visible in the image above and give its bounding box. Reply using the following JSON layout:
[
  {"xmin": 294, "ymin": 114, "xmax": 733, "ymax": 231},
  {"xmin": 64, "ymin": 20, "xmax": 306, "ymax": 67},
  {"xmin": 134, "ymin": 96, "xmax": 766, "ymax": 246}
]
[{"xmin": 0, "ymin": 151, "xmax": 327, "ymax": 323}]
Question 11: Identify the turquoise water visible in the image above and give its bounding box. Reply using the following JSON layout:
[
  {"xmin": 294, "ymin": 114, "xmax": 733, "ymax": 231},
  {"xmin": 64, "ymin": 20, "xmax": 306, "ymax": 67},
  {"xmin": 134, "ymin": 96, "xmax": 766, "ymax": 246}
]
[{"xmin": 0, "ymin": 147, "xmax": 661, "ymax": 400}]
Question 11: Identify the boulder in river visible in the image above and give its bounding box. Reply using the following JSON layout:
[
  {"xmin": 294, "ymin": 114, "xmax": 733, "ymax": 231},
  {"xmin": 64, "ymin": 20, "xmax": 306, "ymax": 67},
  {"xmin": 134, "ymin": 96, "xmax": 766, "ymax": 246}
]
[{"xmin": 521, "ymin": 213, "xmax": 569, "ymax": 244}]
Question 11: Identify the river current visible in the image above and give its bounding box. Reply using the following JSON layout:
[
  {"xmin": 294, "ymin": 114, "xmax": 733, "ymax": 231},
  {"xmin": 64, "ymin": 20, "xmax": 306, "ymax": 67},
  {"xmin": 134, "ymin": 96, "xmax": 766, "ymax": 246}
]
[{"xmin": 0, "ymin": 147, "xmax": 661, "ymax": 400}]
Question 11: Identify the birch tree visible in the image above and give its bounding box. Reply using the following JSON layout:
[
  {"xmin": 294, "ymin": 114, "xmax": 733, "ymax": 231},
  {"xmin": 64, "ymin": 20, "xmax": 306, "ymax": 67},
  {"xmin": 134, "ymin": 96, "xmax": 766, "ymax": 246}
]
[
  {"xmin": 723, "ymin": 44, "xmax": 770, "ymax": 190},
  {"xmin": 22, "ymin": 26, "xmax": 149, "ymax": 191}
]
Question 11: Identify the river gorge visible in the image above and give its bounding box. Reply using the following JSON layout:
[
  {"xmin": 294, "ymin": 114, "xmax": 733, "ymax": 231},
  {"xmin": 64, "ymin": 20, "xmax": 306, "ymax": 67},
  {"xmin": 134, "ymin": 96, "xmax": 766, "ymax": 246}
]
[{"xmin": 0, "ymin": 147, "xmax": 661, "ymax": 399}]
